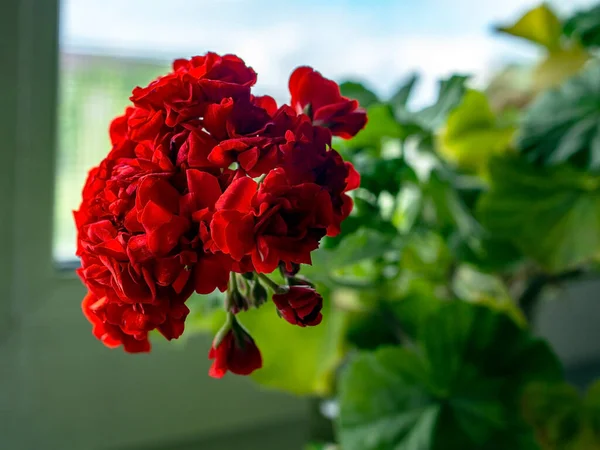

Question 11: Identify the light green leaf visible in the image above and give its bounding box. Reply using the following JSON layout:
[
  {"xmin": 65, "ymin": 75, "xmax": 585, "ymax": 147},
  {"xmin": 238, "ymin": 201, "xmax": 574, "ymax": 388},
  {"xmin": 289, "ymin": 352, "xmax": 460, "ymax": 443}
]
[
  {"xmin": 340, "ymin": 81, "xmax": 379, "ymax": 108},
  {"xmin": 495, "ymin": 4, "xmax": 562, "ymax": 51},
  {"xmin": 518, "ymin": 62, "xmax": 600, "ymax": 171},
  {"xmin": 477, "ymin": 156, "xmax": 600, "ymax": 273},
  {"xmin": 533, "ymin": 46, "xmax": 589, "ymax": 92},
  {"xmin": 242, "ymin": 291, "xmax": 349, "ymax": 395},
  {"xmin": 338, "ymin": 302, "xmax": 563, "ymax": 450},
  {"xmin": 439, "ymin": 90, "xmax": 515, "ymax": 173}
]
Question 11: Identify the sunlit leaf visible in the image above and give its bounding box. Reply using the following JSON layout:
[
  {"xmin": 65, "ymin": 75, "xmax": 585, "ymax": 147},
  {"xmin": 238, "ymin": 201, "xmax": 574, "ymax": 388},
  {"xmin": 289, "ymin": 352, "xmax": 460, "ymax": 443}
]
[
  {"xmin": 533, "ymin": 46, "xmax": 589, "ymax": 92},
  {"xmin": 477, "ymin": 156, "xmax": 600, "ymax": 273},
  {"xmin": 338, "ymin": 301, "xmax": 563, "ymax": 450},
  {"xmin": 439, "ymin": 90, "xmax": 515, "ymax": 173},
  {"xmin": 495, "ymin": 4, "xmax": 562, "ymax": 51}
]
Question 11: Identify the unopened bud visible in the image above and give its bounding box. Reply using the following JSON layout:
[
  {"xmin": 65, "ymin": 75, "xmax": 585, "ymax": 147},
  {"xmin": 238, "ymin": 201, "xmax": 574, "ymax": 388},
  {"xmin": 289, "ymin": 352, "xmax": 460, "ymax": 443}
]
[
  {"xmin": 225, "ymin": 289, "xmax": 249, "ymax": 314},
  {"xmin": 249, "ymin": 280, "xmax": 268, "ymax": 307}
]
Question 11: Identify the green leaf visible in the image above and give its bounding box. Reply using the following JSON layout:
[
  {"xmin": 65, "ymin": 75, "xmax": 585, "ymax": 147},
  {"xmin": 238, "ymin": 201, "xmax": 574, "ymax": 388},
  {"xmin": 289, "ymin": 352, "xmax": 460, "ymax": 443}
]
[
  {"xmin": 307, "ymin": 228, "xmax": 397, "ymax": 287},
  {"xmin": 345, "ymin": 103, "xmax": 404, "ymax": 152},
  {"xmin": 424, "ymin": 170, "xmax": 483, "ymax": 246},
  {"xmin": 451, "ymin": 265, "xmax": 526, "ymax": 326},
  {"xmin": 518, "ymin": 62, "xmax": 600, "ymax": 171},
  {"xmin": 387, "ymin": 293, "xmax": 441, "ymax": 339},
  {"xmin": 339, "ymin": 81, "xmax": 379, "ymax": 108},
  {"xmin": 584, "ymin": 380, "xmax": 600, "ymax": 441},
  {"xmin": 242, "ymin": 289, "xmax": 349, "ymax": 395},
  {"xmin": 532, "ymin": 46, "xmax": 589, "ymax": 92},
  {"xmin": 416, "ymin": 75, "xmax": 469, "ymax": 130},
  {"xmin": 345, "ymin": 308, "xmax": 402, "ymax": 350},
  {"xmin": 477, "ymin": 156, "xmax": 600, "ymax": 273},
  {"xmin": 390, "ymin": 73, "xmax": 419, "ymax": 109},
  {"xmin": 452, "ymin": 233, "xmax": 524, "ymax": 273},
  {"xmin": 523, "ymin": 382, "xmax": 583, "ymax": 449},
  {"xmin": 338, "ymin": 302, "xmax": 563, "ymax": 450},
  {"xmin": 521, "ymin": 380, "xmax": 600, "ymax": 450},
  {"xmin": 564, "ymin": 5, "xmax": 600, "ymax": 49},
  {"xmin": 438, "ymin": 90, "xmax": 515, "ymax": 173},
  {"xmin": 495, "ymin": 4, "xmax": 562, "ymax": 51},
  {"xmin": 352, "ymin": 153, "xmax": 414, "ymax": 196}
]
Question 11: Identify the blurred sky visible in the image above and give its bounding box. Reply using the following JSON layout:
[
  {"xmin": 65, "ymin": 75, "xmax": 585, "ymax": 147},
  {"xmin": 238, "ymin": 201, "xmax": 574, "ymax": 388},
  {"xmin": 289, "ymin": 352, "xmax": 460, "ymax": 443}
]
[{"xmin": 60, "ymin": 0, "xmax": 596, "ymax": 106}]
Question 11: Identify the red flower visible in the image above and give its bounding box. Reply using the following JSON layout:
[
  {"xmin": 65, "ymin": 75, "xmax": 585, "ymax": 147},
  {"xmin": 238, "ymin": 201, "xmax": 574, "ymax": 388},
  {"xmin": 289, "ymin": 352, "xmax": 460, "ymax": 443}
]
[
  {"xmin": 211, "ymin": 169, "xmax": 333, "ymax": 273},
  {"xmin": 131, "ymin": 53, "xmax": 257, "ymax": 127},
  {"xmin": 76, "ymin": 52, "xmax": 362, "ymax": 362},
  {"xmin": 208, "ymin": 320, "xmax": 262, "ymax": 378},
  {"xmin": 279, "ymin": 122, "xmax": 360, "ymax": 236},
  {"xmin": 289, "ymin": 66, "xmax": 367, "ymax": 139},
  {"xmin": 272, "ymin": 285, "xmax": 323, "ymax": 327}
]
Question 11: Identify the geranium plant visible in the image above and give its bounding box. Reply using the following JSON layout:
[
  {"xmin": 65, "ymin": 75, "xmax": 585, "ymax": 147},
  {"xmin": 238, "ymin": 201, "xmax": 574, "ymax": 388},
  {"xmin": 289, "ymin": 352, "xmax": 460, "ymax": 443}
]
[
  {"xmin": 74, "ymin": 53, "xmax": 364, "ymax": 374},
  {"xmin": 75, "ymin": 3, "xmax": 600, "ymax": 450}
]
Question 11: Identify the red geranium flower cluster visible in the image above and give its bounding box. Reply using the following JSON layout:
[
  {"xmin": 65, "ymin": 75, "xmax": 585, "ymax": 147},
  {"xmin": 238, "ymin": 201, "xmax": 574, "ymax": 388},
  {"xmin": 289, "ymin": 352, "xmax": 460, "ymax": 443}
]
[{"xmin": 74, "ymin": 52, "xmax": 365, "ymax": 375}]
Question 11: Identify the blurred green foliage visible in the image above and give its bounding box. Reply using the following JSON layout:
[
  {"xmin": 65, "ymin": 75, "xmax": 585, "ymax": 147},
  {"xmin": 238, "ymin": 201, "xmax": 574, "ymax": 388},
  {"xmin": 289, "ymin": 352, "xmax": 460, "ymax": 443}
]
[{"xmin": 185, "ymin": 3, "xmax": 600, "ymax": 449}]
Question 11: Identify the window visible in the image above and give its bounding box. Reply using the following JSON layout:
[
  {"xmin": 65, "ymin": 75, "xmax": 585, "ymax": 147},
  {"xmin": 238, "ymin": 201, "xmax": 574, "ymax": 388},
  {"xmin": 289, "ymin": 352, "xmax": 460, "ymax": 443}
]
[{"xmin": 52, "ymin": 0, "xmax": 585, "ymax": 262}]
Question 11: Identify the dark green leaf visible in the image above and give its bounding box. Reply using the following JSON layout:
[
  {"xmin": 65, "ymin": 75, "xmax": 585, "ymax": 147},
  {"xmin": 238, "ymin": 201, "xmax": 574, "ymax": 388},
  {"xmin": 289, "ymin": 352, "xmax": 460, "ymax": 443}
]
[
  {"xmin": 345, "ymin": 308, "xmax": 402, "ymax": 350},
  {"xmin": 584, "ymin": 380, "xmax": 600, "ymax": 440},
  {"xmin": 564, "ymin": 5, "xmax": 600, "ymax": 49},
  {"xmin": 522, "ymin": 382, "xmax": 583, "ymax": 449},
  {"xmin": 338, "ymin": 302, "xmax": 563, "ymax": 450},
  {"xmin": 517, "ymin": 62, "xmax": 600, "ymax": 171},
  {"xmin": 387, "ymin": 293, "xmax": 441, "ymax": 339},
  {"xmin": 352, "ymin": 154, "xmax": 412, "ymax": 196},
  {"xmin": 452, "ymin": 233, "xmax": 523, "ymax": 273},
  {"xmin": 477, "ymin": 156, "xmax": 600, "ymax": 273},
  {"xmin": 339, "ymin": 81, "xmax": 379, "ymax": 108}
]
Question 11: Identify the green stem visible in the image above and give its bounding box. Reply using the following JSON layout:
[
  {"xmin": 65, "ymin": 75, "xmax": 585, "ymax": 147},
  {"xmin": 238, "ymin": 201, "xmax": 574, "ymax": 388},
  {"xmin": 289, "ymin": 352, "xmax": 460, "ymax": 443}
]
[
  {"xmin": 230, "ymin": 271, "xmax": 239, "ymax": 292},
  {"xmin": 518, "ymin": 269, "xmax": 585, "ymax": 323},
  {"xmin": 256, "ymin": 273, "xmax": 288, "ymax": 294}
]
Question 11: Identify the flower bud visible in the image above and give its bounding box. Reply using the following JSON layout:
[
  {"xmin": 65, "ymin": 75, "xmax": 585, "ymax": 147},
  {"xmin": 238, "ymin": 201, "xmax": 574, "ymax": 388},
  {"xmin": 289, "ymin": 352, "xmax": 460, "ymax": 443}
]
[
  {"xmin": 272, "ymin": 285, "xmax": 323, "ymax": 327},
  {"xmin": 209, "ymin": 316, "xmax": 262, "ymax": 378},
  {"xmin": 249, "ymin": 280, "xmax": 268, "ymax": 307},
  {"xmin": 225, "ymin": 289, "xmax": 249, "ymax": 314}
]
